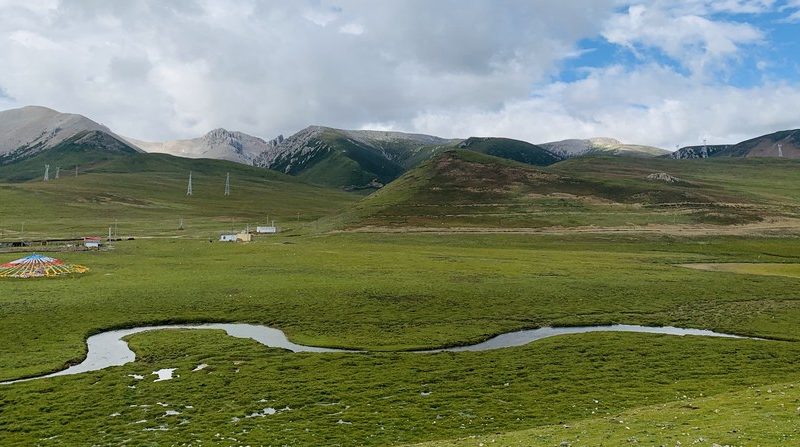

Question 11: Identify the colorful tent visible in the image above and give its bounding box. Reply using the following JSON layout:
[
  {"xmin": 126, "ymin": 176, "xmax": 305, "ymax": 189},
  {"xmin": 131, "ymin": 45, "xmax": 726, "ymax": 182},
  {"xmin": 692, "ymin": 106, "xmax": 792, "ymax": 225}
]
[{"xmin": 0, "ymin": 254, "xmax": 88, "ymax": 278}]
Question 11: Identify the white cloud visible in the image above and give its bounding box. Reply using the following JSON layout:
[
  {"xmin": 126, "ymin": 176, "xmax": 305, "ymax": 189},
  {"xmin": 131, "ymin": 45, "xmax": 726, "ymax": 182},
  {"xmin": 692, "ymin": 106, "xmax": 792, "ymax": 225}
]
[
  {"xmin": 7, "ymin": 30, "xmax": 58, "ymax": 50},
  {"xmin": 403, "ymin": 64, "xmax": 800, "ymax": 149},
  {"xmin": 338, "ymin": 23, "xmax": 365, "ymax": 35},
  {"xmin": 0, "ymin": 0, "xmax": 616, "ymax": 140},
  {"xmin": 640, "ymin": 0, "xmax": 776, "ymax": 15},
  {"xmin": 784, "ymin": 9, "xmax": 800, "ymax": 21},
  {"xmin": 0, "ymin": 0, "xmax": 795, "ymax": 150},
  {"xmin": 603, "ymin": 2, "xmax": 764, "ymax": 77}
]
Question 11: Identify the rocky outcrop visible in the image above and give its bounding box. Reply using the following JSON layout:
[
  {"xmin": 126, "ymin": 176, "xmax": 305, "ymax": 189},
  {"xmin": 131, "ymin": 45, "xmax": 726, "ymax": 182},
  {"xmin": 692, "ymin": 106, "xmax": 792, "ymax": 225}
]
[
  {"xmin": 670, "ymin": 145, "xmax": 730, "ymax": 159},
  {"xmin": 646, "ymin": 172, "xmax": 681, "ymax": 183}
]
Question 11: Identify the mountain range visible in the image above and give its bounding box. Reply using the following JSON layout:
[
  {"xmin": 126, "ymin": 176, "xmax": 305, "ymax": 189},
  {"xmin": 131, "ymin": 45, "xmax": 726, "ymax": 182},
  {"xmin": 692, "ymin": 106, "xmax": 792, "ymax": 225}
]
[
  {"xmin": 539, "ymin": 137, "xmax": 669, "ymax": 158},
  {"xmin": 126, "ymin": 129, "xmax": 281, "ymax": 165},
  {"xmin": 671, "ymin": 129, "xmax": 800, "ymax": 159},
  {"xmin": 0, "ymin": 105, "xmax": 797, "ymax": 189}
]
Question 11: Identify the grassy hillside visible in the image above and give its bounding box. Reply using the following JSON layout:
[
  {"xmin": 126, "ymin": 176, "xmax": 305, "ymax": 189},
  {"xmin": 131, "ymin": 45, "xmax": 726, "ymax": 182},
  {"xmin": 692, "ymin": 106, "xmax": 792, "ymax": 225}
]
[
  {"xmin": 0, "ymin": 146, "xmax": 357, "ymax": 239},
  {"xmin": 256, "ymin": 128, "xmax": 565, "ymax": 190},
  {"xmin": 455, "ymin": 137, "xmax": 561, "ymax": 166},
  {"xmin": 721, "ymin": 128, "xmax": 800, "ymax": 158},
  {"xmin": 671, "ymin": 128, "xmax": 800, "ymax": 159},
  {"xmin": 553, "ymin": 155, "xmax": 800, "ymax": 207},
  {"xmin": 291, "ymin": 132, "xmax": 406, "ymax": 187},
  {"xmin": 256, "ymin": 127, "xmax": 447, "ymax": 189},
  {"xmin": 0, "ymin": 130, "xmax": 140, "ymax": 181},
  {"xmin": 330, "ymin": 150, "xmax": 800, "ymax": 230}
]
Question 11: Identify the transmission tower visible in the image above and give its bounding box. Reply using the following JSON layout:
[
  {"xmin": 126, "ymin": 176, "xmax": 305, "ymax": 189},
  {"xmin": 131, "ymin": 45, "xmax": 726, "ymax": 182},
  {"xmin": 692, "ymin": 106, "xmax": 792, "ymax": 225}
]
[
  {"xmin": 75, "ymin": 165, "xmax": 79, "ymax": 177},
  {"xmin": 55, "ymin": 166, "xmax": 60, "ymax": 179},
  {"xmin": 186, "ymin": 171, "xmax": 193, "ymax": 196},
  {"xmin": 778, "ymin": 143, "xmax": 784, "ymax": 158},
  {"xmin": 224, "ymin": 172, "xmax": 230, "ymax": 196},
  {"xmin": 43, "ymin": 164, "xmax": 50, "ymax": 182}
]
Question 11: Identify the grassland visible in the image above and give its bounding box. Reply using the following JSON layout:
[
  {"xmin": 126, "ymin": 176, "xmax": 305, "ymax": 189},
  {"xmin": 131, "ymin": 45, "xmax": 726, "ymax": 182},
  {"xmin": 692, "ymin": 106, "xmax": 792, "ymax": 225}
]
[
  {"xmin": 336, "ymin": 151, "xmax": 800, "ymax": 232},
  {"xmin": 0, "ymin": 151, "xmax": 357, "ymax": 239},
  {"xmin": 1, "ymin": 232, "xmax": 800, "ymax": 445},
  {"xmin": 414, "ymin": 379, "xmax": 800, "ymax": 446},
  {"xmin": 2, "ymin": 152, "xmax": 800, "ymax": 445},
  {"xmin": 682, "ymin": 262, "xmax": 800, "ymax": 278}
]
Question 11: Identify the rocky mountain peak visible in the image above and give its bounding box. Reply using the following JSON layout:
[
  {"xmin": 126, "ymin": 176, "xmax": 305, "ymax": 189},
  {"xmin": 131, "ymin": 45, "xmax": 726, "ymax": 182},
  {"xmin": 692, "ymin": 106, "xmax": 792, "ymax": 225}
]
[{"xmin": 0, "ymin": 105, "xmax": 113, "ymax": 156}]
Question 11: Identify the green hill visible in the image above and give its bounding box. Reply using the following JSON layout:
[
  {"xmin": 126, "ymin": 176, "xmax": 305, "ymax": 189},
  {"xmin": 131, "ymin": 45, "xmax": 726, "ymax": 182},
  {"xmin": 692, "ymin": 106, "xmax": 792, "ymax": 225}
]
[
  {"xmin": 0, "ymin": 130, "xmax": 141, "ymax": 181},
  {"xmin": 253, "ymin": 126, "xmax": 454, "ymax": 190},
  {"xmin": 455, "ymin": 136, "xmax": 561, "ymax": 166},
  {"xmin": 0, "ymin": 132, "xmax": 358, "ymax": 239},
  {"xmin": 334, "ymin": 150, "xmax": 800, "ymax": 230},
  {"xmin": 253, "ymin": 127, "xmax": 563, "ymax": 190}
]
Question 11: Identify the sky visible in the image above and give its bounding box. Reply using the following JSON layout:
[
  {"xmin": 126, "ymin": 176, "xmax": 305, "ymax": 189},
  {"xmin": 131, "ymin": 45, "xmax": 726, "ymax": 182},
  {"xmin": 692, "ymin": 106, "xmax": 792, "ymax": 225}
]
[{"xmin": 0, "ymin": 0, "xmax": 799, "ymax": 148}]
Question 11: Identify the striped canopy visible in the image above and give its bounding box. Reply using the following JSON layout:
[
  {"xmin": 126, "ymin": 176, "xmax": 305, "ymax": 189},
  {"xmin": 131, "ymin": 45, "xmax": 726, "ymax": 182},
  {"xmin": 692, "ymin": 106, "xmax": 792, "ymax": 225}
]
[{"xmin": 0, "ymin": 254, "xmax": 88, "ymax": 278}]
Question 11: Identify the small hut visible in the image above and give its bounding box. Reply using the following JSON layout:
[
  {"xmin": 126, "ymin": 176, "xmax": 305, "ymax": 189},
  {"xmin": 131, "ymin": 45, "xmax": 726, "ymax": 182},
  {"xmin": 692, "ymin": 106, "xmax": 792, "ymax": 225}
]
[
  {"xmin": 0, "ymin": 254, "xmax": 89, "ymax": 278},
  {"xmin": 83, "ymin": 237, "xmax": 102, "ymax": 249}
]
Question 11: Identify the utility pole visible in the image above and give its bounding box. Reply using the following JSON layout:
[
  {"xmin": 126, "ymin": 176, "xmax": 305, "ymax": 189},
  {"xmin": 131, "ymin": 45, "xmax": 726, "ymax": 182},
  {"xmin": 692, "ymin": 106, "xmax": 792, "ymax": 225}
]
[
  {"xmin": 75, "ymin": 165, "xmax": 79, "ymax": 177},
  {"xmin": 43, "ymin": 165, "xmax": 50, "ymax": 182},
  {"xmin": 55, "ymin": 167, "xmax": 60, "ymax": 179},
  {"xmin": 224, "ymin": 172, "xmax": 230, "ymax": 196},
  {"xmin": 187, "ymin": 171, "xmax": 193, "ymax": 196}
]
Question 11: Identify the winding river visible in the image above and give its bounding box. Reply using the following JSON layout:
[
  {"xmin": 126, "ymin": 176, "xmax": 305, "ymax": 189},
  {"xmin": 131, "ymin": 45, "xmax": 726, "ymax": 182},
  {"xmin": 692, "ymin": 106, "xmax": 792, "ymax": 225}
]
[{"xmin": 1, "ymin": 323, "xmax": 750, "ymax": 385}]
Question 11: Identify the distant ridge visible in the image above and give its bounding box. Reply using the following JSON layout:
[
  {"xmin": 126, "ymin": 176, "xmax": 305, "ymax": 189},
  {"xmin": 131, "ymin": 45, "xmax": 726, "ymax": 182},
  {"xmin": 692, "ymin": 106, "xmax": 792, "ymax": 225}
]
[
  {"xmin": 127, "ymin": 128, "xmax": 278, "ymax": 165},
  {"xmin": 457, "ymin": 137, "xmax": 561, "ymax": 166},
  {"xmin": 540, "ymin": 137, "xmax": 668, "ymax": 158},
  {"xmin": 670, "ymin": 129, "xmax": 800, "ymax": 159}
]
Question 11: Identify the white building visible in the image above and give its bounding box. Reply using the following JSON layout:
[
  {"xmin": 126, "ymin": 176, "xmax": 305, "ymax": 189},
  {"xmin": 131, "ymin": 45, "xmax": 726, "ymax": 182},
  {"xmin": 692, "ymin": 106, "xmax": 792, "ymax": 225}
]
[
  {"xmin": 256, "ymin": 226, "xmax": 278, "ymax": 234},
  {"xmin": 219, "ymin": 233, "xmax": 252, "ymax": 242},
  {"xmin": 83, "ymin": 237, "xmax": 101, "ymax": 249}
]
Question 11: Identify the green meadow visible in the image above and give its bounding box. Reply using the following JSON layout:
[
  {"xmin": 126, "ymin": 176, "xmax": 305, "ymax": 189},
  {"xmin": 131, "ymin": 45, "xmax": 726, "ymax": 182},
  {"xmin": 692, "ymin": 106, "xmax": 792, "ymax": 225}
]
[{"xmin": 2, "ymin": 152, "xmax": 800, "ymax": 445}]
